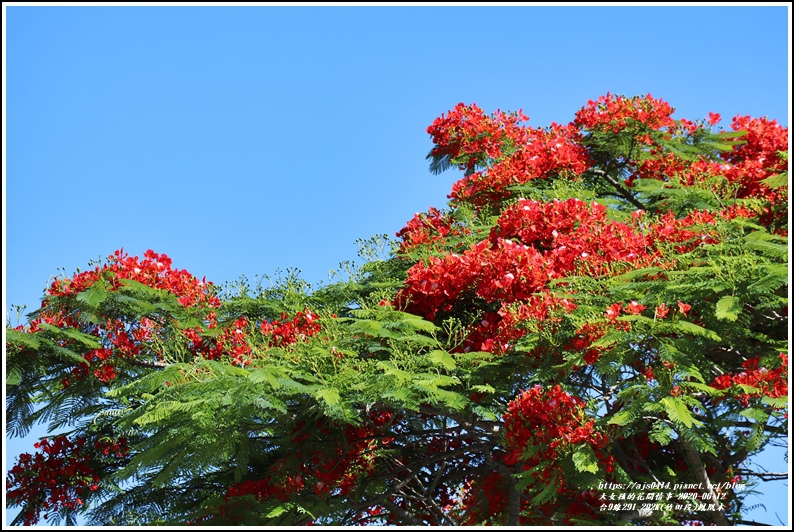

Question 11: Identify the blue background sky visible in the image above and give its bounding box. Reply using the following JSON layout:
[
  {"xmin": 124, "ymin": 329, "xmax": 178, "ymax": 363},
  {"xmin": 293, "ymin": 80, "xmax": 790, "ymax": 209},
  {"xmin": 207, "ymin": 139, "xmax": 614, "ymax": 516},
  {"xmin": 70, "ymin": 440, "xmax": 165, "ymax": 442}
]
[{"xmin": 4, "ymin": 4, "xmax": 790, "ymax": 527}]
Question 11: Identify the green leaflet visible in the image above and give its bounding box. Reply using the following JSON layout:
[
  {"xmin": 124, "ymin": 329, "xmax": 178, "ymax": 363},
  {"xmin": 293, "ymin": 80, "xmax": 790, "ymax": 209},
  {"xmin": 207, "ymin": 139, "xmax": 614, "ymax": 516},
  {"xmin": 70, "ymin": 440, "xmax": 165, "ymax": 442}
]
[
  {"xmin": 609, "ymin": 267, "xmax": 664, "ymax": 282},
  {"xmin": 685, "ymin": 382, "xmax": 719, "ymax": 395},
  {"xmin": 110, "ymin": 294, "xmax": 159, "ymax": 314},
  {"xmin": 739, "ymin": 408, "xmax": 771, "ymax": 423},
  {"xmin": 51, "ymin": 344, "xmax": 96, "ymax": 366},
  {"xmin": 76, "ymin": 283, "xmax": 110, "ymax": 308},
  {"xmin": 6, "ymin": 366, "xmax": 22, "ymax": 386},
  {"xmin": 349, "ymin": 319, "xmax": 384, "ymax": 336},
  {"xmin": 37, "ymin": 322, "xmax": 103, "ymax": 349},
  {"xmin": 378, "ymin": 362, "xmax": 412, "ymax": 383},
  {"xmin": 267, "ymin": 506, "xmax": 288, "ymax": 518},
  {"xmin": 530, "ymin": 471, "xmax": 562, "ymax": 506},
  {"xmin": 715, "ymin": 295, "xmax": 742, "ymax": 321},
  {"xmin": 253, "ymin": 395, "xmax": 287, "ymax": 414},
  {"xmin": 667, "ymin": 320, "xmax": 721, "ymax": 342},
  {"xmin": 315, "ymin": 387, "xmax": 340, "ymax": 407},
  {"xmin": 120, "ymin": 278, "xmax": 172, "ymax": 298},
  {"xmin": 760, "ymin": 172, "xmax": 788, "ymax": 188},
  {"xmin": 762, "ymin": 396, "xmax": 788, "ymax": 409},
  {"xmin": 249, "ymin": 366, "xmax": 285, "ymax": 389},
  {"xmin": 413, "ymin": 384, "xmax": 467, "ymax": 410},
  {"xmin": 572, "ymin": 448, "xmax": 599, "ymax": 474},
  {"xmin": 428, "ymin": 350, "xmax": 456, "ymax": 370},
  {"xmin": 414, "ymin": 373, "xmax": 460, "ymax": 388},
  {"xmin": 395, "ymin": 312, "xmax": 439, "ymax": 334},
  {"xmin": 746, "ymin": 262, "xmax": 788, "ymax": 290},
  {"xmin": 382, "ymin": 388, "xmax": 419, "ymax": 410},
  {"xmin": 202, "ymin": 359, "xmax": 250, "ymax": 378},
  {"xmin": 608, "ymin": 408, "xmax": 637, "ymax": 426},
  {"xmin": 6, "ymin": 328, "xmax": 41, "ymax": 349},
  {"xmin": 134, "ymin": 399, "xmax": 208, "ymax": 426},
  {"xmin": 744, "ymin": 231, "xmax": 788, "ymax": 260},
  {"xmin": 107, "ymin": 363, "xmax": 192, "ymax": 398},
  {"xmin": 648, "ymin": 421, "xmax": 674, "ymax": 446},
  {"xmin": 660, "ymin": 397, "xmax": 701, "ymax": 429},
  {"xmin": 471, "ymin": 383, "xmax": 495, "ymax": 394}
]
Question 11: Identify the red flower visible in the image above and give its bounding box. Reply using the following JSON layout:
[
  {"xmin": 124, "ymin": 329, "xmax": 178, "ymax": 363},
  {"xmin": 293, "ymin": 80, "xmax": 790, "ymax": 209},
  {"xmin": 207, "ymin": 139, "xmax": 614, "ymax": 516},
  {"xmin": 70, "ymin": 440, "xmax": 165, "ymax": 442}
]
[
  {"xmin": 708, "ymin": 112, "xmax": 722, "ymax": 126},
  {"xmin": 677, "ymin": 300, "xmax": 691, "ymax": 315},
  {"xmin": 605, "ymin": 303, "xmax": 623, "ymax": 321},
  {"xmin": 626, "ymin": 301, "xmax": 647, "ymax": 315}
]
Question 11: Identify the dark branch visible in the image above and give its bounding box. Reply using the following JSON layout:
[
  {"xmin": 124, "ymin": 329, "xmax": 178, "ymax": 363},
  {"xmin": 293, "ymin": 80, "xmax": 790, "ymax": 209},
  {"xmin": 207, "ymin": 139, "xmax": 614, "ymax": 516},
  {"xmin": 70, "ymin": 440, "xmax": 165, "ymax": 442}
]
[
  {"xmin": 736, "ymin": 470, "xmax": 789, "ymax": 481},
  {"xmin": 585, "ymin": 168, "xmax": 646, "ymax": 211}
]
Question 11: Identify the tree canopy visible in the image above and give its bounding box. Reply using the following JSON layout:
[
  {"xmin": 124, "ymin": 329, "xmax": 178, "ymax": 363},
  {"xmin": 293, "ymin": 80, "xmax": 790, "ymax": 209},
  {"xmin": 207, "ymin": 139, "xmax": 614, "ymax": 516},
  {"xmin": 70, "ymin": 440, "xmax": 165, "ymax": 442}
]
[{"xmin": 6, "ymin": 93, "xmax": 789, "ymax": 526}]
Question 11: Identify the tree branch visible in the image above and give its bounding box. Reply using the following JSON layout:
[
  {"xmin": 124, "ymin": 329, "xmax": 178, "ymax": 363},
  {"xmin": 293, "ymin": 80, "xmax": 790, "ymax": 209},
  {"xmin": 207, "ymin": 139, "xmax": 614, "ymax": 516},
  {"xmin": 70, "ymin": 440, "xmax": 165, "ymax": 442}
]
[
  {"xmin": 736, "ymin": 470, "xmax": 789, "ymax": 481},
  {"xmin": 382, "ymin": 499, "xmax": 423, "ymax": 526},
  {"xmin": 125, "ymin": 358, "xmax": 169, "ymax": 369},
  {"xmin": 679, "ymin": 440, "xmax": 729, "ymax": 526},
  {"xmin": 585, "ymin": 168, "xmax": 646, "ymax": 211}
]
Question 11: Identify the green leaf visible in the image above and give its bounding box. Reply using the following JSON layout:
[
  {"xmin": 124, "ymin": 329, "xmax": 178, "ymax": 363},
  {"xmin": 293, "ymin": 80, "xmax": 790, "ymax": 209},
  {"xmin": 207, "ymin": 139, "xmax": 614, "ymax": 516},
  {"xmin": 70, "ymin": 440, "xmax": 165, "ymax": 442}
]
[
  {"xmin": 660, "ymin": 397, "xmax": 700, "ymax": 428},
  {"xmin": 471, "ymin": 384, "xmax": 495, "ymax": 394},
  {"xmin": 744, "ymin": 231, "xmax": 788, "ymax": 259},
  {"xmin": 572, "ymin": 448, "xmax": 599, "ymax": 474},
  {"xmin": 739, "ymin": 408, "xmax": 770, "ymax": 422},
  {"xmin": 378, "ymin": 362, "xmax": 411, "ymax": 383},
  {"xmin": 760, "ymin": 173, "xmax": 788, "ymax": 189},
  {"xmin": 315, "ymin": 387, "xmax": 340, "ymax": 407},
  {"xmin": 5, "ymin": 329, "xmax": 41, "ymax": 349},
  {"xmin": 266, "ymin": 505, "xmax": 288, "ymax": 518},
  {"xmin": 37, "ymin": 323, "xmax": 102, "ymax": 349},
  {"xmin": 530, "ymin": 471, "xmax": 562, "ymax": 505},
  {"xmin": 747, "ymin": 265, "xmax": 788, "ymax": 292},
  {"xmin": 75, "ymin": 284, "xmax": 109, "ymax": 308},
  {"xmin": 608, "ymin": 408, "xmax": 636, "ymax": 426},
  {"xmin": 6, "ymin": 366, "xmax": 22, "ymax": 386},
  {"xmin": 110, "ymin": 294, "xmax": 159, "ymax": 314},
  {"xmin": 249, "ymin": 367, "xmax": 283, "ymax": 389},
  {"xmin": 762, "ymin": 396, "xmax": 788, "ymax": 409},
  {"xmin": 670, "ymin": 320, "xmax": 721, "ymax": 342},
  {"xmin": 428, "ymin": 350, "xmax": 456, "ymax": 371},
  {"xmin": 382, "ymin": 387, "xmax": 418, "ymax": 409},
  {"xmin": 715, "ymin": 295, "xmax": 741, "ymax": 321}
]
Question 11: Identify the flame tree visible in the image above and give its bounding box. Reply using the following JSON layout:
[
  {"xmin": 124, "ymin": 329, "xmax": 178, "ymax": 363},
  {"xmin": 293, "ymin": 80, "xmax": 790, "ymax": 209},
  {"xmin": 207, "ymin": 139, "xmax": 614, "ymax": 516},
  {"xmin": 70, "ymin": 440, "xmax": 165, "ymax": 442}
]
[{"xmin": 6, "ymin": 94, "xmax": 788, "ymax": 526}]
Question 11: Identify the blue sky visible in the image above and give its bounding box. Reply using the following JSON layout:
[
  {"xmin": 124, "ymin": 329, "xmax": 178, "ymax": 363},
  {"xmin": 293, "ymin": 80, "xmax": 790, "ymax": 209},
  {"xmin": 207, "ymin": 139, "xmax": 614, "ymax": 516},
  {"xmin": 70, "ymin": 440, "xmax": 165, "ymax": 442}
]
[{"xmin": 3, "ymin": 4, "xmax": 790, "ymax": 527}]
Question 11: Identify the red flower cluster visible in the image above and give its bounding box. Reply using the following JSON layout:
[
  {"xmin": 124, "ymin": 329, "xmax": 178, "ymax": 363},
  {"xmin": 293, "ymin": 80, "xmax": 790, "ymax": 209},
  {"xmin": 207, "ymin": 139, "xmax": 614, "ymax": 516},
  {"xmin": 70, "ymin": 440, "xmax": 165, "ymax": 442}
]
[
  {"xmin": 574, "ymin": 92, "xmax": 676, "ymax": 133},
  {"xmin": 46, "ymin": 249, "xmax": 220, "ymax": 308},
  {"xmin": 630, "ymin": 115, "xmax": 787, "ymax": 227},
  {"xmin": 397, "ymin": 197, "xmax": 715, "ymax": 354},
  {"xmin": 260, "ymin": 309, "xmax": 322, "ymax": 348},
  {"xmin": 181, "ymin": 309, "xmax": 322, "ymax": 366},
  {"xmin": 396, "ymin": 207, "xmax": 470, "ymax": 254},
  {"xmin": 503, "ymin": 385, "xmax": 612, "ymax": 471},
  {"xmin": 18, "ymin": 250, "xmax": 222, "ymax": 386},
  {"xmin": 448, "ymin": 124, "xmax": 591, "ymax": 206},
  {"xmin": 18, "ymin": 248, "xmax": 327, "ymax": 379},
  {"xmin": 426, "ymin": 103, "xmax": 529, "ymax": 172},
  {"xmin": 711, "ymin": 354, "xmax": 788, "ymax": 407},
  {"xmin": 65, "ymin": 318, "xmax": 155, "ymax": 384},
  {"xmin": 6, "ymin": 435, "xmax": 126, "ymax": 526}
]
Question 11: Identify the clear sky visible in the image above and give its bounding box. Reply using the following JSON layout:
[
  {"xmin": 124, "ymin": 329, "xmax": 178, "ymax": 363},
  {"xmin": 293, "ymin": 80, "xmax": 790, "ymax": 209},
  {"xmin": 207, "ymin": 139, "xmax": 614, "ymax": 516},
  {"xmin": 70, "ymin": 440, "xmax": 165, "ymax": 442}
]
[{"xmin": 3, "ymin": 3, "xmax": 790, "ymax": 527}]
